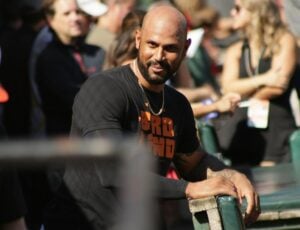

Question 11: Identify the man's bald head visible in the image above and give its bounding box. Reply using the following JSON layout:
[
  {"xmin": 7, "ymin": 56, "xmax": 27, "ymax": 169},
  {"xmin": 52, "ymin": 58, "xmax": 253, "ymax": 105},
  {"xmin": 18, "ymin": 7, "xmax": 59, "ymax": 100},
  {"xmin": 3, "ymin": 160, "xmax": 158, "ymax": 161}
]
[
  {"xmin": 134, "ymin": 4, "xmax": 191, "ymax": 87},
  {"xmin": 142, "ymin": 5, "xmax": 188, "ymax": 41}
]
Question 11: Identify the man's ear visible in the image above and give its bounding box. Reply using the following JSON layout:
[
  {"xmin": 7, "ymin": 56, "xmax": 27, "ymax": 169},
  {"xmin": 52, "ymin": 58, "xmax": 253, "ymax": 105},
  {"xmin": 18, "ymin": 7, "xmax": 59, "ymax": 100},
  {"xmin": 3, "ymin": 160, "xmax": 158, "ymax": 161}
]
[
  {"xmin": 135, "ymin": 29, "xmax": 141, "ymax": 49},
  {"xmin": 184, "ymin": 38, "xmax": 192, "ymax": 55}
]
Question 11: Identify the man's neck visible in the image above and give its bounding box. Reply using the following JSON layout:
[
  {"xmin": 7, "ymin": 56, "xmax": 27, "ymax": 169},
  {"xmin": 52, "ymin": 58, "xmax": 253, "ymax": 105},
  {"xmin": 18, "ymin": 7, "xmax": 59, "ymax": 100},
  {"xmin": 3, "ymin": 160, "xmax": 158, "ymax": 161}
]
[{"xmin": 130, "ymin": 59, "xmax": 164, "ymax": 93}]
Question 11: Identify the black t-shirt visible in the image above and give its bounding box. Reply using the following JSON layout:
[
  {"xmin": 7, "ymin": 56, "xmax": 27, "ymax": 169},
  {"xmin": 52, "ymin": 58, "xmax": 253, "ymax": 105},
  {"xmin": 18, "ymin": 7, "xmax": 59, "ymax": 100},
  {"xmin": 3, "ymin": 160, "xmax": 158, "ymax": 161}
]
[
  {"xmin": 71, "ymin": 65, "xmax": 199, "ymax": 175},
  {"xmin": 50, "ymin": 65, "xmax": 199, "ymax": 229}
]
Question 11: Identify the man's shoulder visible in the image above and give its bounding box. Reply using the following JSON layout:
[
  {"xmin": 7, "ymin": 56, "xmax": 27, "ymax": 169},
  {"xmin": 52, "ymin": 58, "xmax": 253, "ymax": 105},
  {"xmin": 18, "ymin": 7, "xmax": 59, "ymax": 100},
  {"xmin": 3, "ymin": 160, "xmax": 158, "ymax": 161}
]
[
  {"xmin": 74, "ymin": 66, "xmax": 132, "ymax": 111},
  {"xmin": 165, "ymin": 85, "xmax": 190, "ymax": 102},
  {"xmin": 83, "ymin": 65, "xmax": 132, "ymax": 88},
  {"xmin": 164, "ymin": 85, "xmax": 194, "ymax": 113},
  {"xmin": 92, "ymin": 65, "xmax": 131, "ymax": 78}
]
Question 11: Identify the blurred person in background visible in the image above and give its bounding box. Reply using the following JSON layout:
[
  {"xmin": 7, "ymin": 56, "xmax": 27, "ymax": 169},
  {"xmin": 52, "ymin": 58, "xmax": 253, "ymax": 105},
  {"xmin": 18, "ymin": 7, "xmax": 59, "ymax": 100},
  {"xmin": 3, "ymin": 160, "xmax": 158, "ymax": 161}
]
[
  {"xmin": 25, "ymin": 0, "xmax": 105, "ymax": 229},
  {"xmin": 0, "ymin": 2, "xmax": 45, "ymax": 139},
  {"xmin": 275, "ymin": 0, "xmax": 300, "ymax": 127},
  {"xmin": 0, "ymin": 5, "xmax": 47, "ymax": 228},
  {"xmin": 166, "ymin": 0, "xmax": 241, "ymax": 119},
  {"xmin": 282, "ymin": 0, "xmax": 300, "ymax": 49},
  {"xmin": 0, "ymin": 46, "xmax": 27, "ymax": 230},
  {"xmin": 36, "ymin": 0, "xmax": 105, "ymax": 137},
  {"xmin": 85, "ymin": 0, "xmax": 136, "ymax": 52},
  {"xmin": 105, "ymin": 9, "xmax": 146, "ymax": 68},
  {"xmin": 0, "ymin": 1, "xmax": 23, "ymax": 39},
  {"xmin": 206, "ymin": 0, "xmax": 241, "ymax": 46},
  {"xmin": 216, "ymin": 0, "xmax": 298, "ymax": 167}
]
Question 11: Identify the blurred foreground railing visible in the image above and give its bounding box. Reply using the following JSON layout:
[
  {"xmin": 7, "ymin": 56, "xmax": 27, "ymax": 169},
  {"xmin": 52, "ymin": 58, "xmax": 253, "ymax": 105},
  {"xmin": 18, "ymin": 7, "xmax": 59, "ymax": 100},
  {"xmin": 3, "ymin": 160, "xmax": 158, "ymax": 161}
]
[
  {"xmin": 0, "ymin": 137, "xmax": 133, "ymax": 165},
  {"xmin": 7, "ymin": 138, "xmax": 299, "ymax": 230},
  {"xmin": 0, "ymin": 137, "xmax": 156, "ymax": 230}
]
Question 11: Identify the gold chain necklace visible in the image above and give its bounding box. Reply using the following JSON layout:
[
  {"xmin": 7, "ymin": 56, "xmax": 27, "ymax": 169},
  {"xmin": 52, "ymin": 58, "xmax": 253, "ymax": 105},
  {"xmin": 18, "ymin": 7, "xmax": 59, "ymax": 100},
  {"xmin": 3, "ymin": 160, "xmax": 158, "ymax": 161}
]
[
  {"xmin": 139, "ymin": 83, "xmax": 165, "ymax": 116},
  {"xmin": 132, "ymin": 59, "xmax": 165, "ymax": 116}
]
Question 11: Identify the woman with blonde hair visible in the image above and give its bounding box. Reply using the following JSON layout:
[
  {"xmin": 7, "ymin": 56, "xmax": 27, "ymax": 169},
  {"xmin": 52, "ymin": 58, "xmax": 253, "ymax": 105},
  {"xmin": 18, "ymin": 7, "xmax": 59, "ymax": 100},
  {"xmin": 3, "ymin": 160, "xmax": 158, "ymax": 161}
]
[{"xmin": 216, "ymin": 0, "xmax": 298, "ymax": 167}]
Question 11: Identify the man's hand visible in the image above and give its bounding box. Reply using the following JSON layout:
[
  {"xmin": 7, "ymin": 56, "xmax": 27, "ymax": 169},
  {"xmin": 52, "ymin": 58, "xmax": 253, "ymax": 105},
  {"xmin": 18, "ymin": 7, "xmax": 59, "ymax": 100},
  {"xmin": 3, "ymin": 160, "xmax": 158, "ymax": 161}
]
[
  {"xmin": 176, "ymin": 152, "xmax": 260, "ymax": 225},
  {"xmin": 186, "ymin": 169, "xmax": 260, "ymax": 225},
  {"xmin": 229, "ymin": 171, "xmax": 261, "ymax": 225},
  {"xmin": 209, "ymin": 169, "xmax": 260, "ymax": 225},
  {"xmin": 185, "ymin": 176, "xmax": 238, "ymax": 199}
]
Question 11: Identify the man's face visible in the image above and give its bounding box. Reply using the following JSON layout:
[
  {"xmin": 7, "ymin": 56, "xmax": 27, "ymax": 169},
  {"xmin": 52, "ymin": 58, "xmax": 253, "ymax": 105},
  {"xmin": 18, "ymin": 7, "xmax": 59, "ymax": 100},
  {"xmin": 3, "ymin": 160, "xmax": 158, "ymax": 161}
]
[
  {"xmin": 48, "ymin": 0, "xmax": 90, "ymax": 42},
  {"xmin": 135, "ymin": 20, "xmax": 189, "ymax": 85}
]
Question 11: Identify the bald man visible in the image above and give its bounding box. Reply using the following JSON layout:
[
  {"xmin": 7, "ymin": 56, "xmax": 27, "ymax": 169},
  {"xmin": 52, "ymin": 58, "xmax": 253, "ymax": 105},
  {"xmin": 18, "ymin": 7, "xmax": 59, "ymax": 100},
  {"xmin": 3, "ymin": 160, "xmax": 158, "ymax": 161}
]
[{"xmin": 45, "ymin": 5, "xmax": 260, "ymax": 230}]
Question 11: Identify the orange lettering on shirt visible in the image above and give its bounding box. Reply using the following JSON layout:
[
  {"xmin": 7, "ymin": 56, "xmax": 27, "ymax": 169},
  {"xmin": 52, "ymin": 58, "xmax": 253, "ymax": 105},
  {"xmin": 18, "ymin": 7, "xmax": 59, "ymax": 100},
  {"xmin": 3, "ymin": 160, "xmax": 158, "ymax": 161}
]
[
  {"xmin": 140, "ymin": 111, "xmax": 151, "ymax": 131},
  {"xmin": 165, "ymin": 139, "xmax": 175, "ymax": 158},
  {"xmin": 139, "ymin": 111, "xmax": 176, "ymax": 159},
  {"xmin": 151, "ymin": 115, "xmax": 162, "ymax": 135},
  {"xmin": 152, "ymin": 136, "xmax": 165, "ymax": 157},
  {"xmin": 162, "ymin": 117, "xmax": 174, "ymax": 137}
]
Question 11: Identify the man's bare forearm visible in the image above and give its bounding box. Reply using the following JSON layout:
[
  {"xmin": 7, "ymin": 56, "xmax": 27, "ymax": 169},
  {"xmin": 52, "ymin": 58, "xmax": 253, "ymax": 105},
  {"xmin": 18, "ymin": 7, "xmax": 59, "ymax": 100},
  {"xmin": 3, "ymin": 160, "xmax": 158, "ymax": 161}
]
[
  {"xmin": 183, "ymin": 153, "xmax": 228, "ymax": 181},
  {"xmin": 207, "ymin": 167, "xmax": 237, "ymax": 179}
]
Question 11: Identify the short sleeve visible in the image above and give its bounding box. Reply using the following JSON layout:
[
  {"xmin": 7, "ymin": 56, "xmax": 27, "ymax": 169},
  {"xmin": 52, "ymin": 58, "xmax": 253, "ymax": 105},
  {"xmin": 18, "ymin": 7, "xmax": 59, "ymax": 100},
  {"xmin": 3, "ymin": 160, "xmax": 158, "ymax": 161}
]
[
  {"xmin": 175, "ymin": 95, "xmax": 200, "ymax": 154},
  {"xmin": 72, "ymin": 75, "xmax": 128, "ymax": 137}
]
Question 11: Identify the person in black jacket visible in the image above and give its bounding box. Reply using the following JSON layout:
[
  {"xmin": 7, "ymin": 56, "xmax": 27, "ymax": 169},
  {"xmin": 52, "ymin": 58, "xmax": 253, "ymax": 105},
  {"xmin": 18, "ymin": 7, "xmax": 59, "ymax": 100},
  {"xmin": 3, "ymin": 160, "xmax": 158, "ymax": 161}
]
[
  {"xmin": 35, "ymin": 0, "xmax": 105, "ymax": 137},
  {"xmin": 24, "ymin": 0, "xmax": 105, "ymax": 229}
]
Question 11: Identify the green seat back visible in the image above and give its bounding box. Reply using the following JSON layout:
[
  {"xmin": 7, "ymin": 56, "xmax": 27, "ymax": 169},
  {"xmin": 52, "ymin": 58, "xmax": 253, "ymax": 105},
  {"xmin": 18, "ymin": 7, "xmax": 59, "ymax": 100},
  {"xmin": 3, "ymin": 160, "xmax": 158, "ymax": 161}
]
[
  {"xmin": 289, "ymin": 129, "xmax": 300, "ymax": 163},
  {"xmin": 197, "ymin": 120, "xmax": 231, "ymax": 165},
  {"xmin": 197, "ymin": 121, "xmax": 220, "ymax": 155}
]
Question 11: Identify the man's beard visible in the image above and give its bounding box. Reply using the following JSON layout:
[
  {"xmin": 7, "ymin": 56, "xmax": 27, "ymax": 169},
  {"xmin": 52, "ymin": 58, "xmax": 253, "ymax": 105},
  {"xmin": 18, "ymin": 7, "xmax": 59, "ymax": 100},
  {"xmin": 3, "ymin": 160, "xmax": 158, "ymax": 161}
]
[{"xmin": 136, "ymin": 58, "xmax": 173, "ymax": 85}]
